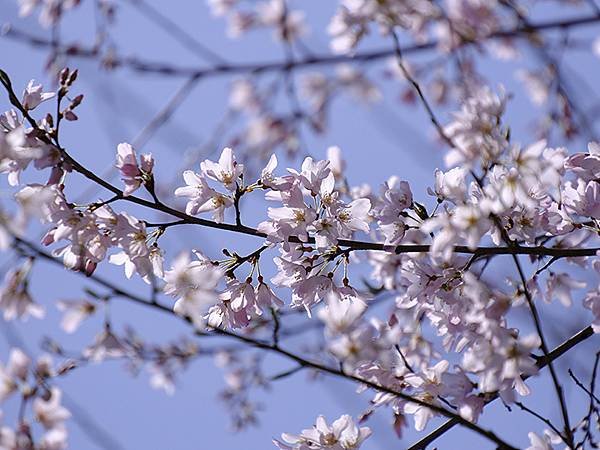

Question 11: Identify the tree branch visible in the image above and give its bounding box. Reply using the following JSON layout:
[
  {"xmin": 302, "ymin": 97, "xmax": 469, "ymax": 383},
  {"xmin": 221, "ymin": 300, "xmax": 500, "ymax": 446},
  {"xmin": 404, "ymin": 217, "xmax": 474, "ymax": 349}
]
[
  {"xmin": 12, "ymin": 234, "xmax": 518, "ymax": 450},
  {"xmin": 2, "ymin": 15, "xmax": 600, "ymax": 78},
  {"xmin": 407, "ymin": 325, "xmax": 595, "ymax": 450}
]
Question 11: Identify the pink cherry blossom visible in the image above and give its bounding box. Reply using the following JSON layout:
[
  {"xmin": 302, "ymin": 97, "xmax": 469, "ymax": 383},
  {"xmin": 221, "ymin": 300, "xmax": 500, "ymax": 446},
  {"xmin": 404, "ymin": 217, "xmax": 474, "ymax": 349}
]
[
  {"xmin": 21, "ymin": 79, "xmax": 55, "ymax": 110},
  {"xmin": 115, "ymin": 142, "xmax": 154, "ymax": 196}
]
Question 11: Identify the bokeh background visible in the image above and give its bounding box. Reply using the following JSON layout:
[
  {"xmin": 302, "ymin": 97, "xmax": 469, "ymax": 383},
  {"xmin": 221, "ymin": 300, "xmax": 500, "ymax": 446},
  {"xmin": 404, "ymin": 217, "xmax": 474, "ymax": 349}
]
[{"xmin": 1, "ymin": 1, "xmax": 600, "ymax": 449}]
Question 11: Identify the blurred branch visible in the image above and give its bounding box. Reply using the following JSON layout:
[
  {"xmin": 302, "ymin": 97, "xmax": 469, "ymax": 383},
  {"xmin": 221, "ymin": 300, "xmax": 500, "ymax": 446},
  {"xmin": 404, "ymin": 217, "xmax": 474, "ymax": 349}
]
[
  {"xmin": 500, "ymin": 0, "xmax": 598, "ymax": 140},
  {"xmin": 0, "ymin": 318, "xmax": 127, "ymax": 450},
  {"xmin": 121, "ymin": 0, "xmax": 227, "ymax": 64},
  {"xmin": 2, "ymin": 14, "xmax": 600, "ymax": 78}
]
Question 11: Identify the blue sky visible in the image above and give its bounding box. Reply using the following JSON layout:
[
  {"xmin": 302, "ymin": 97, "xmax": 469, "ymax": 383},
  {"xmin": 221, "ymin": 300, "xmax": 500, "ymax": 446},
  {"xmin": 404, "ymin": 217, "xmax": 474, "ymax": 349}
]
[{"xmin": 1, "ymin": 1, "xmax": 600, "ymax": 449}]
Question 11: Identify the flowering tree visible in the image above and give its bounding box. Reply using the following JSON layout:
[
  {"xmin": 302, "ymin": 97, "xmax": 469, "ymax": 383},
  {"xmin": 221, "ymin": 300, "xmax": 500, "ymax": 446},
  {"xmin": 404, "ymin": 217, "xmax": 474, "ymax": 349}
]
[{"xmin": 1, "ymin": 0, "xmax": 600, "ymax": 449}]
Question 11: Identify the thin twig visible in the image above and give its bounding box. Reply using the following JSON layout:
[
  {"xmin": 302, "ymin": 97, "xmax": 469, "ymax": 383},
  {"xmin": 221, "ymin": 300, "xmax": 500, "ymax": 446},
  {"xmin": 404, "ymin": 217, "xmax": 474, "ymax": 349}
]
[
  {"xmin": 514, "ymin": 401, "xmax": 565, "ymax": 441},
  {"xmin": 407, "ymin": 326, "xmax": 595, "ymax": 450},
  {"xmin": 512, "ymin": 253, "xmax": 574, "ymax": 447}
]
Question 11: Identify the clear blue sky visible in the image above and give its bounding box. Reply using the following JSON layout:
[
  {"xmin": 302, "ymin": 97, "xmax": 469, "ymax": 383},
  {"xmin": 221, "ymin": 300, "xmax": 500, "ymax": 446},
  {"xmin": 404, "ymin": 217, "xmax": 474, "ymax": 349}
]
[{"xmin": 1, "ymin": 1, "xmax": 599, "ymax": 449}]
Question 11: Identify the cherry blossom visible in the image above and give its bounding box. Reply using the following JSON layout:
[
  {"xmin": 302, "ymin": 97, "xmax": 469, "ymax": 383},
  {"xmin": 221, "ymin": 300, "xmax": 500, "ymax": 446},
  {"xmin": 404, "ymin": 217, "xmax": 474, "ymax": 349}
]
[
  {"xmin": 273, "ymin": 414, "xmax": 371, "ymax": 450},
  {"xmin": 164, "ymin": 251, "xmax": 222, "ymax": 326},
  {"xmin": 175, "ymin": 170, "xmax": 233, "ymax": 221},
  {"xmin": 545, "ymin": 272, "xmax": 586, "ymax": 307},
  {"xmin": 200, "ymin": 147, "xmax": 243, "ymax": 192},
  {"xmin": 318, "ymin": 291, "xmax": 366, "ymax": 335},
  {"xmin": 21, "ymin": 80, "xmax": 55, "ymax": 111},
  {"xmin": 0, "ymin": 258, "xmax": 44, "ymax": 321},
  {"xmin": 83, "ymin": 326, "xmax": 128, "ymax": 362},
  {"xmin": 526, "ymin": 430, "xmax": 561, "ymax": 450},
  {"xmin": 0, "ymin": 348, "xmax": 30, "ymax": 402},
  {"xmin": 428, "ymin": 167, "xmax": 467, "ymax": 203},
  {"xmin": 444, "ymin": 85, "xmax": 508, "ymax": 168},
  {"xmin": 56, "ymin": 300, "xmax": 96, "ymax": 333},
  {"xmin": 2, "ymin": 6, "xmax": 600, "ymax": 444},
  {"xmin": 33, "ymin": 387, "xmax": 71, "ymax": 430},
  {"xmin": 115, "ymin": 143, "xmax": 154, "ymax": 197}
]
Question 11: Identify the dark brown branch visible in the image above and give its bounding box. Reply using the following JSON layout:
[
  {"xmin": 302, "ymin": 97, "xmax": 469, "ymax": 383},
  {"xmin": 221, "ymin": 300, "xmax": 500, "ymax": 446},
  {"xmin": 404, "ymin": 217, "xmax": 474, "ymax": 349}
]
[
  {"xmin": 389, "ymin": 23, "xmax": 576, "ymax": 446},
  {"xmin": 3, "ymin": 68, "xmax": 600, "ymax": 262},
  {"xmin": 13, "ymin": 210, "xmax": 597, "ymax": 448},
  {"xmin": 12, "ymin": 234, "xmax": 517, "ymax": 450},
  {"xmin": 572, "ymin": 352, "xmax": 600, "ymax": 448},
  {"xmin": 569, "ymin": 366, "xmax": 600, "ymax": 405},
  {"xmin": 407, "ymin": 326, "xmax": 595, "ymax": 450}
]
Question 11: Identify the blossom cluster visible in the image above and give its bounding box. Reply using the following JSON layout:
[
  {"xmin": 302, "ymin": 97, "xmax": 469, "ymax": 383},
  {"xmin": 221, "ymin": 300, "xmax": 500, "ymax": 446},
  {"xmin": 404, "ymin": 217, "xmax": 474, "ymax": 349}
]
[
  {"xmin": 0, "ymin": 348, "xmax": 71, "ymax": 449},
  {"xmin": 273, "ymin": 414, "xmax": 371, "ymax": 450},
  {"xmin": 4, "ymin": 0, "xmax": 600, "ymax": 446},
  {"xmin": 1, "ymin": 71, "xmax": 600, "ymax": 449},
  {"xmin": 209, "ymin": 0, "xmax": 508, "ymax": 55},
  {"xmin": 208, "ymin": 0, "xmax": 307, "ymax": 41}
]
